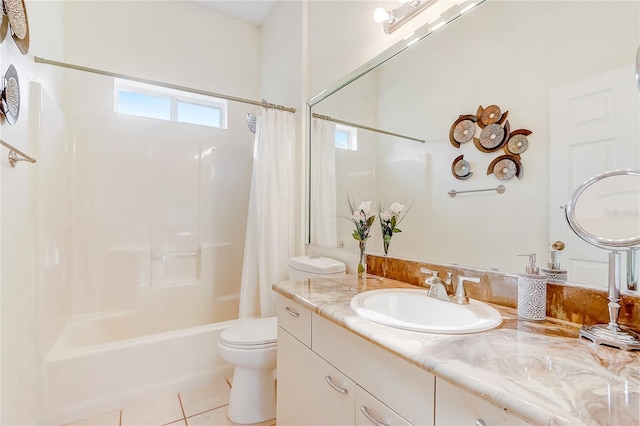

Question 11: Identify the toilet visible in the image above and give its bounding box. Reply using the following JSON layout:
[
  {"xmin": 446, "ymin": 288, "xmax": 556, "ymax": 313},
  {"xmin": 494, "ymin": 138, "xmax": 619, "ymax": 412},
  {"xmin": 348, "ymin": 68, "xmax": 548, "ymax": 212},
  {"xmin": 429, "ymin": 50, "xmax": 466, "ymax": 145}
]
[{"xmin": 217, "ymin": 255, "xmax": 346, "ymax": 424}]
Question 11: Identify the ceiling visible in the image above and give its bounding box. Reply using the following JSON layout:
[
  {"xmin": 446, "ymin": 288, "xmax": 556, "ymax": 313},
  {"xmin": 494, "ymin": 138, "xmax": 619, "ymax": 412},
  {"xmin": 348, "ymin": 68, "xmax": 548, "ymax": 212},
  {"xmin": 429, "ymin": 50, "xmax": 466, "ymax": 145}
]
[{"xmin": 194, "ymin": 1, "xmax": 278, "ymax": 26}]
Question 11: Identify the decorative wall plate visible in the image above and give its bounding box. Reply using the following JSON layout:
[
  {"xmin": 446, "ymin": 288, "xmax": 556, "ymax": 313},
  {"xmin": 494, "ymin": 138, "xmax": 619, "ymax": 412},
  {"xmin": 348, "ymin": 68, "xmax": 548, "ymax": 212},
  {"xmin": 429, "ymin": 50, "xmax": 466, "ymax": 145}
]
[
  {"xmin": 473, "ymin": 121, "xmax": 510, "ymax": 152},
  {"xmin": 1, "ymin": 64, "xmax": 20, "ymax": 125},
  {"xmin": 0, "ymin": 9, "xmax": 8, "ymax": 43},
  {"xmin": 504, "ymin": 129, "xmax": 532, "ymax": 155},
  {"xmin": 487, "ymin": 154, "xmax": 523, "ymax": 180},
  {"xmin": 449, "ymin": 114, "xmax": 477, "ymax": 148},
  {"xmin": 451, "ymin": 154, "xmax": 472, "ymax": 180},
  {"xmin": 453, "ymin": 120, "xmax": 475, "ymax": 143},
  {"xmin": 2, "ymin": 0, "xmax": 29, "ymax": 54},
  {"xmin": 476, "ymin": 104, "xmax": 508, "ymax": 129}
]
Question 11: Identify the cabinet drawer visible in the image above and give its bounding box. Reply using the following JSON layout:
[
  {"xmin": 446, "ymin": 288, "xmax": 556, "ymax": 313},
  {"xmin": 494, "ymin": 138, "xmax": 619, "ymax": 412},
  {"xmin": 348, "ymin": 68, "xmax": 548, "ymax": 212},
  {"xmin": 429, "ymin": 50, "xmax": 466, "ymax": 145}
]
[
  {"xmin": 435, "ymin": 378, "xmax": 529, "ymax": 425},
  {"xmin": 277, "ymin": 296, "xmax": 311, "ymax": 347},
  {"xmin": 356, "ymin": 386, "xmax": 412, "ymax": 426},
  {"xmin": 312, "ymin": 313, "xmax": 435, "ymax": 426},
  {"xmin": 277, "ymin": 327, "xmax": 356, "ymax": 426}
]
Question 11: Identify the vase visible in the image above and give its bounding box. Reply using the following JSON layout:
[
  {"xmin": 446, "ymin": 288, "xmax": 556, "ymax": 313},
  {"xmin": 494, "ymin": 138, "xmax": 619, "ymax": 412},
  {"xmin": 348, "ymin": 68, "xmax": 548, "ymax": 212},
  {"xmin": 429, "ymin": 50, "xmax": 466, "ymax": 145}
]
[{"xmin": 358, "ymin": 241, "xmax": 367, "ymax": 279}]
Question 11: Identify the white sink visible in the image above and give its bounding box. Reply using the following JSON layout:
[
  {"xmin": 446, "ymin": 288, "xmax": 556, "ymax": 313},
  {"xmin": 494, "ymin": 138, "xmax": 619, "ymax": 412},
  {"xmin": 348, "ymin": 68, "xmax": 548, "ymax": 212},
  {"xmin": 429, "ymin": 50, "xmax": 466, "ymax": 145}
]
[{"xmin": 350, "ymin": 288, "xmax": 502, "ymax": 334}]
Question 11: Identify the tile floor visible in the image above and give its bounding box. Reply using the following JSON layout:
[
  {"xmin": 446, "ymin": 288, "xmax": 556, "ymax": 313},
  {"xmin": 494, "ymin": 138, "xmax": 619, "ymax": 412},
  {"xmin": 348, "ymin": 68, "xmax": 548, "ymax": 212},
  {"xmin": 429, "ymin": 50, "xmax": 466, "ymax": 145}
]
[{"xmin": 64, "ymin": 379, "xmax": 276, "ymax": 426}]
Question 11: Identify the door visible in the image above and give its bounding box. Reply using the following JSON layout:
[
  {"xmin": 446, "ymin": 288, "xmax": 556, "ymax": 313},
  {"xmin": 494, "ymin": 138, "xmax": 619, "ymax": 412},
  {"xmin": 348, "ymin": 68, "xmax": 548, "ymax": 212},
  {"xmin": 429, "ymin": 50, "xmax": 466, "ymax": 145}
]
[{"xmin": 549, "ymin": 65, "xmax": 640, "ymax": 288}]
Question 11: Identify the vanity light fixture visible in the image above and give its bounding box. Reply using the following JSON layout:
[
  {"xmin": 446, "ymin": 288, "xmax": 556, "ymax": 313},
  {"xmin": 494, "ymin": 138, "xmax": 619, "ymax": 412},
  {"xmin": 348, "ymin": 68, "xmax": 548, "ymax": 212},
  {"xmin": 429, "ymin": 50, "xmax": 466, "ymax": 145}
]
[{"xmin": 373, "ymin": 0, "xmax": 438, "ymax": 34}]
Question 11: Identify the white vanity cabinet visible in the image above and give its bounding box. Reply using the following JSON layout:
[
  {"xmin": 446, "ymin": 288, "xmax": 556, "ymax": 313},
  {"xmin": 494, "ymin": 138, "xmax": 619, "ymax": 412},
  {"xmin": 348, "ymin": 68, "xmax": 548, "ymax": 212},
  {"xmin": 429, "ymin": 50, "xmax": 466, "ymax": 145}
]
[
  {"xmin": 276, "ymin": 296, "xmax": 434, "ymax": 426},
  {"xmin": 435, "ymin": 379, "xmax": 529, "ymax": 426}
]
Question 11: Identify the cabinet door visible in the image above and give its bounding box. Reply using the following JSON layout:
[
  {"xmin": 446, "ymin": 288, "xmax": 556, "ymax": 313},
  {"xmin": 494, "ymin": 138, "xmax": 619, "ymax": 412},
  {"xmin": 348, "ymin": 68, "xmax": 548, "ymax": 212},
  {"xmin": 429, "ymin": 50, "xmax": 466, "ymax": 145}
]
[
  {"xmin": 277, "ymin": 326, "xmax": 356, "ymax": 426},
  {"xmin": 355, "ymin": 386, "xmax": 413, "ymax": 426},
  {"xmin": 435, "ymin": 379, "xmax": 529, "ymax": 426}
]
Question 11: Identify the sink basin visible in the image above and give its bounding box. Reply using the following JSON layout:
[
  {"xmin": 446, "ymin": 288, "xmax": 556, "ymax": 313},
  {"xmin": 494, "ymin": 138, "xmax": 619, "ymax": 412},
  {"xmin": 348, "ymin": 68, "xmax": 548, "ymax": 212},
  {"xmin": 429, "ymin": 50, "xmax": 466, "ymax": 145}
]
[{"xmin": 350, "ymin": 288, "xmax": 502, "ymax": 334}]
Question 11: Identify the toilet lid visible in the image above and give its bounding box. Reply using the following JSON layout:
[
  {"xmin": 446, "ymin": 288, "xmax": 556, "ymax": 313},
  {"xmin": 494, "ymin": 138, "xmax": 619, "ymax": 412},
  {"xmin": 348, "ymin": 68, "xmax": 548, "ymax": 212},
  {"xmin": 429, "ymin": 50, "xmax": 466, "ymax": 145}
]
[{"xmin": 220, "ymin": 316, "xmax": 278, "ymax": 348}]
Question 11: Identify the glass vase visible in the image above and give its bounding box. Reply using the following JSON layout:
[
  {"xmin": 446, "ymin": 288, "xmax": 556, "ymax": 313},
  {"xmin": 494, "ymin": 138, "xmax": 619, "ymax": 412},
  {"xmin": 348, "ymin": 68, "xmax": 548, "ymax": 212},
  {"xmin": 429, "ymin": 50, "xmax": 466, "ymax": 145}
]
[{"xmin": 358, "ymin": 241, "xmax": 367, "ymax": 279}]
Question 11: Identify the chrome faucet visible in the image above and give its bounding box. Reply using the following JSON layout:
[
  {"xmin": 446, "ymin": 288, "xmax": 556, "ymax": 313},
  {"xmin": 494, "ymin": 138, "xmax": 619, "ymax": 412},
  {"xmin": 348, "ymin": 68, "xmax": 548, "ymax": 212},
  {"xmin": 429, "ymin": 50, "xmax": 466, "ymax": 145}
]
[
  {"xmin": 420, "ymin": 268, "xmax": 478, "ymax": 304},
  {"xmin": 451, "ymin": 276, "xmax": 480, "ymax": 305},
  {"xmin": 420, "ymin": 268, "xmax": 448, "ymax": 301}
]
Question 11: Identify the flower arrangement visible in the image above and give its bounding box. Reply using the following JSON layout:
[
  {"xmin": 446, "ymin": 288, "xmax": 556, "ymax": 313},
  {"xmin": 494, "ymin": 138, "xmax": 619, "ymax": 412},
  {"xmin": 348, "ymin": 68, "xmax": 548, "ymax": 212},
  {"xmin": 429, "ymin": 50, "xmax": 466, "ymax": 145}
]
[
  {"xmin": 347, "ymin": 198, "xmax": 376, "ymax": 276},
  {"xmin": 378, "ymin": 202, "xmax": 409, "ymax": 255}
]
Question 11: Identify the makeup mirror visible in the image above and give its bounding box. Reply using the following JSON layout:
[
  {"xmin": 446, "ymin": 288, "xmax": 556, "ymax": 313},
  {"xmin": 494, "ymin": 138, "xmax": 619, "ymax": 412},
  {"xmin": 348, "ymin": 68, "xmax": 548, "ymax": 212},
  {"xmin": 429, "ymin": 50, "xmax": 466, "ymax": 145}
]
[{"xmin": 565, "ymin": 169, "xmax": 640, "ymax": 350}]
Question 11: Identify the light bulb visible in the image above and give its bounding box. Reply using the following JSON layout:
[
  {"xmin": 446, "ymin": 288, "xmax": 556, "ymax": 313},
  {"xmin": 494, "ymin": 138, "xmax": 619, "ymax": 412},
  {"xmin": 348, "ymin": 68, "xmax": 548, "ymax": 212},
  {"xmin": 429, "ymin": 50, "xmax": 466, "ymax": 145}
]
[{"xmin": 373, "ymin": 7, "xmax": 392, "ymax": 23}]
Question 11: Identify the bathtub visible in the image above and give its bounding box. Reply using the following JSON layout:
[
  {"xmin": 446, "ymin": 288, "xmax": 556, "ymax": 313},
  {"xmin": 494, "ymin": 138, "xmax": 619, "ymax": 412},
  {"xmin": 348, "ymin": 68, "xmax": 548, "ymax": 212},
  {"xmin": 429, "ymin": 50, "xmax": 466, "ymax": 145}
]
[{"xmin": 43, "ymin": 313, "xmax": 252, "ymax": 425}]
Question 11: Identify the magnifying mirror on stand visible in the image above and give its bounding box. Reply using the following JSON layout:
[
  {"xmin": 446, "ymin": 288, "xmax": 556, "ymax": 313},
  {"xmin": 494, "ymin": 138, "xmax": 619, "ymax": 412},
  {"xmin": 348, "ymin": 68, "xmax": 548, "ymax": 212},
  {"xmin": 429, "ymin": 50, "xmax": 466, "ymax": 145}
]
[{"xmin": 565, "ymin": 169, "xmax": 640, "ymax": 350}]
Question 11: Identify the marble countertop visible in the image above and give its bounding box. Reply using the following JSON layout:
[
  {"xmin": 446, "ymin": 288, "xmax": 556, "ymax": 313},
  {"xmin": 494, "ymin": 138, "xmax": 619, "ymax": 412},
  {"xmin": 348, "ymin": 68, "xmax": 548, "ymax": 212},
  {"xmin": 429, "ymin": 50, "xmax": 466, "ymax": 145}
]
[{"xmin": 273, "ymin": 275, "xmax": 640, "ymax": 426}]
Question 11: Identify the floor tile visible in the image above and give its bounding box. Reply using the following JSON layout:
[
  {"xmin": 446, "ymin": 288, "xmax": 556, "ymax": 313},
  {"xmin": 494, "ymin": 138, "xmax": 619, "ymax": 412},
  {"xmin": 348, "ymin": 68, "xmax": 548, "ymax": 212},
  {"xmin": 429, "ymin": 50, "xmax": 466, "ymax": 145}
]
[
  {"xmin": 165, "ymin": 420, "xmax": 187, "ymax": 426},
  {"xmin": 187, "ymin": 406, "xmax": 275, "ymax": 426},
  {"xmin": 186, "ymin": 406, "xmax": 232, "ymax": 426},
  {"xmin": 120, "ymin": 392, "xmax": 184, "ymax": 425},
  {"xmin": 63, "ymin": 410, "xmax": 121, "ymax": 426},
  {"xmin": 180, "ymin": 380, "xmax": 231, "ymax": 417}
]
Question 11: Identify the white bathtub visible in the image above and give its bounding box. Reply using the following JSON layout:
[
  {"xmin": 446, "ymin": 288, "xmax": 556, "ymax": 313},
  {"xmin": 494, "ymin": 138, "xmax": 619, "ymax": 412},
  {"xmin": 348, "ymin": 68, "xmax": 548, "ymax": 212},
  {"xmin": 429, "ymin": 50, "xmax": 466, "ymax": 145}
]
[{"xmin": 43, "ymin": 314, "xmax": 252, "ymax": 425}]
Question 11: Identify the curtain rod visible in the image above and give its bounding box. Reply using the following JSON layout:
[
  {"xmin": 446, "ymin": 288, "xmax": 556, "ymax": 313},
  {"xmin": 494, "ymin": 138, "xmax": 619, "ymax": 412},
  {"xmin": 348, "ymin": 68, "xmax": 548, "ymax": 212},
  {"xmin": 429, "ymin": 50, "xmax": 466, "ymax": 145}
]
[
  {"xmin": 34, "ymin": 56, "xmax": 296, "ymax": 114},
  {"xmin": 312, "ymin": 113, "xmax": 425, "ymax": 143}
]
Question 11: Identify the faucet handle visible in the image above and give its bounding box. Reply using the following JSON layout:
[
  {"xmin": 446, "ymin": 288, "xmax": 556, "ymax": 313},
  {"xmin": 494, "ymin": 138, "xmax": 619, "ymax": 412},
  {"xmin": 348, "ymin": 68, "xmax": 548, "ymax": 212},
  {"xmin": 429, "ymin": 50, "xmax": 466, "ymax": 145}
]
[{"xmin": 453, "ymin": 276, "xmax": 480, "ymax": 305}]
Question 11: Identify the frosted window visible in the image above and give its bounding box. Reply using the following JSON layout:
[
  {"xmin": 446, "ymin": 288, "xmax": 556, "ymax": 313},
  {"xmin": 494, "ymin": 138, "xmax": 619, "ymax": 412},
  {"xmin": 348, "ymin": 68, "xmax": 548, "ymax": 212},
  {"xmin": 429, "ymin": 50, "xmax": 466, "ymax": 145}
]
[
  {"xmin": 178, "ymin": 101, "xmax": 222, "ymax": 127},
  {"xmin": 115, "ymin": 79, "xmax": 227, "ymax": 129},
  {"xmin": 118, "ymin": 91, "xmax": 171, "ymax": 120}
]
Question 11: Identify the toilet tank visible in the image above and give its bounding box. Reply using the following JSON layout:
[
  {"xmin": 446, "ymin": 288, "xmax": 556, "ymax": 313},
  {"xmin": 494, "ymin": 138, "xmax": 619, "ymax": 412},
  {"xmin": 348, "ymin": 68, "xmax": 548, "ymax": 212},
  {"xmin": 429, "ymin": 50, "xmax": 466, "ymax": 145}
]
[{"xmin": 288, "ymin": 255, "xmax": 346, "ymax": 280}]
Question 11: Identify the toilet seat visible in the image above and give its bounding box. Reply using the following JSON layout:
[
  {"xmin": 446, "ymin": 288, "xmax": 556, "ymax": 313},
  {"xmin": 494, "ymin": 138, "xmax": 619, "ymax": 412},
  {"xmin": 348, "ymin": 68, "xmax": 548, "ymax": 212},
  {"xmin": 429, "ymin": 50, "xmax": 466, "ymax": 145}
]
[{"xmin": 220, "ymin": 316, "xmax": 278, "ymax": 350}]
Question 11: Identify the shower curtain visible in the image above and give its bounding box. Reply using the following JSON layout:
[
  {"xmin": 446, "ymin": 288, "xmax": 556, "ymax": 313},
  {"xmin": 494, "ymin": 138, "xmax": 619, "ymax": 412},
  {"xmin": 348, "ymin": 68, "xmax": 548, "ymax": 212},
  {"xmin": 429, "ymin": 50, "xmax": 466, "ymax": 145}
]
[
  {"xmin": 310, "ymin": 118, "xmax": 337, "ymax": 247},
  {"xmin": 239, "ymin": 107, "xmax": 296, "ymax": 318}
]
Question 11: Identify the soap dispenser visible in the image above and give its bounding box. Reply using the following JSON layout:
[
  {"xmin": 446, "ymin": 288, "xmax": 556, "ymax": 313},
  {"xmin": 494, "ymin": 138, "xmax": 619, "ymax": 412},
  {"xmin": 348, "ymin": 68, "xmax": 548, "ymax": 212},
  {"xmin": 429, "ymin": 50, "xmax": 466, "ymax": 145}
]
[
  {"xmin": 517, "ymin": 254, "xmax": 548, "ymax": 321},
  {"xmin": 540, "ymin": 250, "xmax": 568, "ymax": 281}
]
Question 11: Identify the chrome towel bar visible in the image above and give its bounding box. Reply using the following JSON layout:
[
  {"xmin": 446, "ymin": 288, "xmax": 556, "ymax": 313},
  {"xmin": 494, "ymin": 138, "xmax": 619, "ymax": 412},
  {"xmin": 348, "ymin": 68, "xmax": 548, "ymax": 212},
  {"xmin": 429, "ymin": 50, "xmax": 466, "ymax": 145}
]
[
  {"xmin": 448, "ymin": 185, "xmax": 506, "ymax": 197},
  {"xmin": 0, "ymin": 139, "xmax": 36, "ymax": 167}
]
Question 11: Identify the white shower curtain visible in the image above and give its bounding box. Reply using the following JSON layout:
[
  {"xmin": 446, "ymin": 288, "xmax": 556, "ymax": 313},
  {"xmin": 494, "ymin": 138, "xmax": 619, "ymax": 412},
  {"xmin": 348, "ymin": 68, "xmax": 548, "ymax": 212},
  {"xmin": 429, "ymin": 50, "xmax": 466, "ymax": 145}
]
[
  {"xmin": 239, "ymin": 107, "xmax": 296, "ymax": 318},
  {"xmin": 310, "ymin": 118, "xmax": 337, "ymax": 247}
]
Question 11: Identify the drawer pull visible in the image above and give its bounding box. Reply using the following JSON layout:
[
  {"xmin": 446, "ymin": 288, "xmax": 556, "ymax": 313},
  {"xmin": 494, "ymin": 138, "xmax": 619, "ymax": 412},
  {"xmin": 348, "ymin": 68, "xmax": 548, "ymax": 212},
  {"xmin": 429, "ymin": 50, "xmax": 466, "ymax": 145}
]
[
  {"xmin": 360, "ymin": 406, "xmax": 390, "ymax": 426},
  {"xmin": 324, "ymin": 375, "xmax": 348, "ymax": 394},
  {"xmin": 285, "ymin": 306, "xmax": 300, "ymax": 317},
  {"xmin": 475, "ymin": 420, "xmax": 488, "ymax": 426}
]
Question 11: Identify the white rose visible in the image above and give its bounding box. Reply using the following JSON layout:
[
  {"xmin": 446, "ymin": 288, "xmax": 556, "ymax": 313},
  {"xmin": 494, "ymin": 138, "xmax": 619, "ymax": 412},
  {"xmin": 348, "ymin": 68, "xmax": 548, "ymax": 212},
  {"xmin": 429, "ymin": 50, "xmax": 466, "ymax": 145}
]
[
  {"xmin": 380, "ymin": 211, "xmax": 393, "ymax": 222},
  {"xmin": 390, "ymin": 202, "xmax": 405, "ymax": 215},
  {"xmin": 352, "ymin": 212, "xmax": 365, "ymax": 222},
  {"xmin": 358, "ymin": 201, "xmax": 372, "ymax": 215}
]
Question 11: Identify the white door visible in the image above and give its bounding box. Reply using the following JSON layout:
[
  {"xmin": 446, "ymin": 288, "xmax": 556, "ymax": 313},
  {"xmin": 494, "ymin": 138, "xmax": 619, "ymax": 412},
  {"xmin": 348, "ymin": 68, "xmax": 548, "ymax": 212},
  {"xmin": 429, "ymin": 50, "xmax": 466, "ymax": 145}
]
[{"xmin": 549, "ymin": 65, "xmax": 640, "ymax": 289}]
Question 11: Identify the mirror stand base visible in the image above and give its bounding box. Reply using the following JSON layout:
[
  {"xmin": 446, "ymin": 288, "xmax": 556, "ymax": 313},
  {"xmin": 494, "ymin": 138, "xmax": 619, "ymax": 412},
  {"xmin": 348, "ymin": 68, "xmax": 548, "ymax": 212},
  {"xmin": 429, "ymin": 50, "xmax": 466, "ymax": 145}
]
[{"xmin": 579, "ymin": 324, "xmax": 640, "ymax": 351}]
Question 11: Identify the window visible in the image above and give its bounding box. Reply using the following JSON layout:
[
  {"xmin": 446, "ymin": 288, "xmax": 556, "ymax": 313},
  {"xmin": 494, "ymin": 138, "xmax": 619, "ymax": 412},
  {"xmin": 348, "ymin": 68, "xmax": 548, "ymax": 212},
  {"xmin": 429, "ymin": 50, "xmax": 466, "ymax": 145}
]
[
  {"xmin": 335, "ymin": 124, "xmax": 357, "ymax": 151},
  {"xmin": 115, "ymin": 79, "xmax": 227, "ymax": 129}
]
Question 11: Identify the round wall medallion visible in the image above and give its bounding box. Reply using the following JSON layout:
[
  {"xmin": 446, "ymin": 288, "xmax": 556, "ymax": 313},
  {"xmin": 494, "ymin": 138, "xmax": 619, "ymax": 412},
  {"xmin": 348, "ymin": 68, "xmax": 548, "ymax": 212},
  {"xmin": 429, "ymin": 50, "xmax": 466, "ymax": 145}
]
[
  {"xmin": 479, "ymin": 123, "xmax": 505, "ymax": 149},
  {"xmin": 493, "ymin": 158, "xmax": 517, "ymax": 180},
  {"xmin": 507, "ymin": 134, "xmax": 528, "ymax": 154},
  {"xmin": 1, "ymin": 64, "xmax": 20, "ymax": 125},
  {"xmin": 453, "ymin": 120, "xmax": 475, "ymax": 143},
  {"xmin": 3, "ymin": 0, "xmax": 29, "ymax": 54},
  {"xmin": 480, "ymin": 105, "xmax": 501, "ymax": 126},
  {"xmin": 451, "ymin": 154, "xmax": 472, "ymax": 180}
]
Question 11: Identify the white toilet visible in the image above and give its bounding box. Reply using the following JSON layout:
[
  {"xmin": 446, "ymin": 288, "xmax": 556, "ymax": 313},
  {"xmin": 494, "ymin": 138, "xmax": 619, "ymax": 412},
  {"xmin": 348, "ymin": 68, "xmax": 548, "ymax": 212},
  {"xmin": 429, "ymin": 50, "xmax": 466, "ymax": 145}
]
[{"xmin": 217, "ymin": 255, "xmax": 346, "ymax": 424}]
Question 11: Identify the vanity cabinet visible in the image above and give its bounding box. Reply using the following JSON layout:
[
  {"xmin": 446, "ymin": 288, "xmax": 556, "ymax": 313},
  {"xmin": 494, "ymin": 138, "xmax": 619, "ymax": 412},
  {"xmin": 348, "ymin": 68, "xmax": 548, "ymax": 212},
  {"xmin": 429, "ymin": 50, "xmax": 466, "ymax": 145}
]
[
  {"xmin": 435, "ymin": 379, "xmax": 529, "ymax": 426},
  {"xmin": 277, "ymin": 296, "xmax": 433, "ymax": 426}
]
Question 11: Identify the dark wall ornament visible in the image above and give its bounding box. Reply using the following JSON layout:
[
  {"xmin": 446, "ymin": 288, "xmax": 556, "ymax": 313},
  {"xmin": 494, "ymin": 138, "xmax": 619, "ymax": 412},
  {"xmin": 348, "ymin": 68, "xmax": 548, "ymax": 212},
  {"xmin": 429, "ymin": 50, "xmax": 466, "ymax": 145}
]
[
  {"xmin": 449, "ymin": 104, "xmax": 532, "ymax": 181},
  {"xmin": 476, "ymin": 104, "xmax": 508, "ymax": 128},
  {"xmin": 473, "ymin": 120, "xmax": 510, "ymax": 153},
  {"xmin": 487, "ymin": 154, "xmax": 523, "ymax": 180},
  {"xmin": 451, "ymin": 154, "xmax": 472, "ymax": 180},
  {"xmin": 1, "ymin": 0, "xmax": 30, "ymax": 54},
  {"xmin": 449, "ymin": 114, "xmax": 477, "ymax": 148},
  {"xmin": 504, "ymin": 129, "xmax": 531, "ymax": 155}
]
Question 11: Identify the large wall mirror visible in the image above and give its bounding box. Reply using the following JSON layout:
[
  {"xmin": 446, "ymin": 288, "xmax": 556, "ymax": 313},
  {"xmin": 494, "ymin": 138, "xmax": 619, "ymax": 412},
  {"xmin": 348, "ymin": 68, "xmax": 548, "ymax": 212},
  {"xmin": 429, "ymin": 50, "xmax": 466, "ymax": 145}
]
[{"xmin": 308, "ymin": 0, "xmax": 640, "ymax": 290}]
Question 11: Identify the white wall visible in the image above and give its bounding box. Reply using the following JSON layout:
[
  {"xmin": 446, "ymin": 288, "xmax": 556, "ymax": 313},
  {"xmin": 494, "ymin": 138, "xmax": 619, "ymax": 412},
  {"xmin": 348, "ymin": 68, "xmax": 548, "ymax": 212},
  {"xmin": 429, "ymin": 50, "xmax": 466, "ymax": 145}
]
[{"xmin": 1, "ymin": 2, "xmax": 66, "ymax": 424}]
